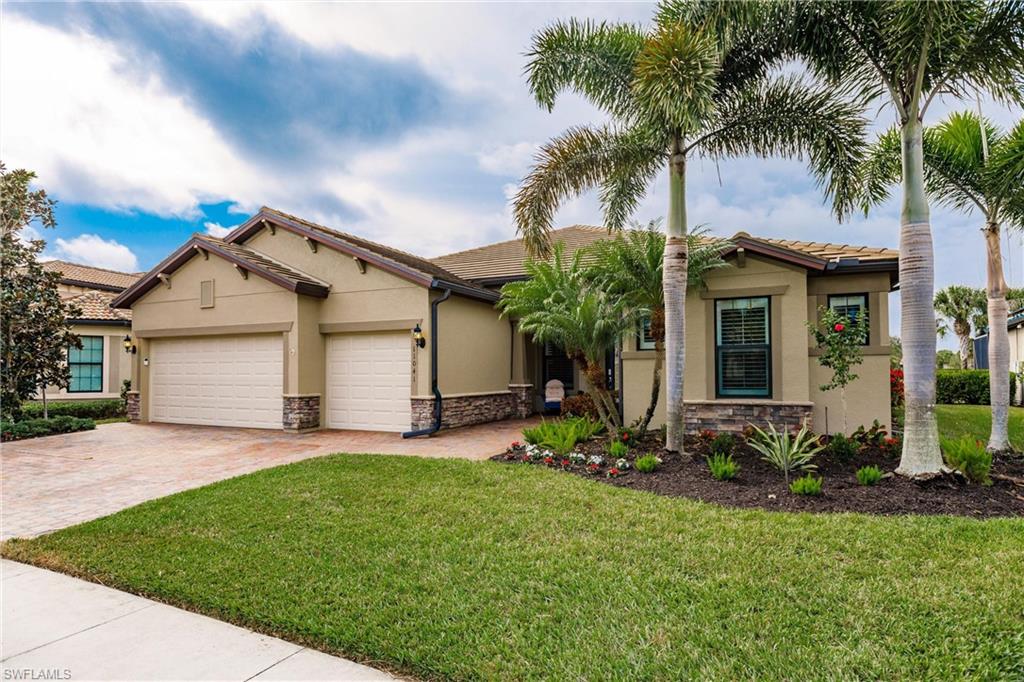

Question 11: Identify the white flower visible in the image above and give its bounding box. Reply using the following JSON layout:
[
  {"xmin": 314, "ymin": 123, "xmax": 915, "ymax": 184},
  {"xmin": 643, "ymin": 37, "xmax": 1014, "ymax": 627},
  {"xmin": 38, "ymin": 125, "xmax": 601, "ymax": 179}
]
[
  {"xmin": 587, "ymin": 455, "xmax": 605, "ymax": 466},
  {"xmin": 568, "ymin": 452, "xmax": 586, "ymax": 464},
  {"xmin": 615, "ymin": 458, "xmax": 629, "ymax": 470}
]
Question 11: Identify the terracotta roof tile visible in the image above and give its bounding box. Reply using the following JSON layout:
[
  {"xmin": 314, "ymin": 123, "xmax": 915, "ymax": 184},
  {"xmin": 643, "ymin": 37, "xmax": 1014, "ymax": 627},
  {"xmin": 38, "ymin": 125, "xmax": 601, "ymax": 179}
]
[
  {"xmin": 43, "ymin": 260, "xmax": 142, "ymax": 291},
  {"xmin": 432, "ymin": 226, "xmax": 898, "ymax": 282},
  {"xmin": 194, "ymin": 234, "xmax": 330, "ymax": 293},
  {"xmin": 67, "ymin": 290, "xmax": 132, "ymax": 322}
]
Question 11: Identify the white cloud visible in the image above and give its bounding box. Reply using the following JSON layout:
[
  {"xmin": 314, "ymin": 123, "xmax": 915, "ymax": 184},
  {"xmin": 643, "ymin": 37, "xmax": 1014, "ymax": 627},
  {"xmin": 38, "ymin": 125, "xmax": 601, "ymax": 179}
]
[
  {"xmin": 203, "ymin": 222, "xmax": 235, "ymax": 238},
  {"xmin": 52, "ymin": 234, "xmax": 139, "ymax": 271},
  {"xmin": 478, "ymin": 142, "xmax": 539, "ymax": 177}
]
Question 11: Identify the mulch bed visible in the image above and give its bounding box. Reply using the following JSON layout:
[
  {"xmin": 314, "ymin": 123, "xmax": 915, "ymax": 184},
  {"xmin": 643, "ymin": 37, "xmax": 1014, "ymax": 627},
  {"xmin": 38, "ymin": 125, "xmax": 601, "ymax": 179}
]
[{"xmin": 491, "ymin": 432, "xmax": 1024, "ymax": 518}]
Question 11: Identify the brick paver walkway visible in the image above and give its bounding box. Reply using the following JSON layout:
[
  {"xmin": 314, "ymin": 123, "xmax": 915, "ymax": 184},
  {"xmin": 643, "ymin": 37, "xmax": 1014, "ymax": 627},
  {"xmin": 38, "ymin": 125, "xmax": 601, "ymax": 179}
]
[{"xmin": 1, "ymin": 418, "xmax": 537, "ymax": 540}]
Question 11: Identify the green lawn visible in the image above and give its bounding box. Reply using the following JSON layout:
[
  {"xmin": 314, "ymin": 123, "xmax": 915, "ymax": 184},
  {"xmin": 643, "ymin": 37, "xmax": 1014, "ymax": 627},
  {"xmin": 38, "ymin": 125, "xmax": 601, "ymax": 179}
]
[
  {"xmin": 936, "ymin": 404, "xmax": 1024, "ymax": 449},
  {"xmin": 5, "ymin": 456, "xmax": 1023, "ymax": 680}
]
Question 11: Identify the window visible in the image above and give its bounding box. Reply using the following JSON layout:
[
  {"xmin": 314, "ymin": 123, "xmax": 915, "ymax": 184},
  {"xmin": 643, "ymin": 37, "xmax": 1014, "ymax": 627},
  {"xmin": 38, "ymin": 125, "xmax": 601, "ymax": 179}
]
[
  {"xmin": 637, "ymin": 316, "xmax": 656, "ymax": 350},
  {"xmin": 543, "ymin": 342, "xmax": 574, "ymax": 391},
  {"xmin": 715, "ymin": 297, "xmax": 770, "ymax": 398},
  {"xmin": 69, "ymin": 336, "xmax": 103, "ymax": 393},
  {"xmin": 828, "ymin": 293, "xmax": 869, "ymax": 344}
]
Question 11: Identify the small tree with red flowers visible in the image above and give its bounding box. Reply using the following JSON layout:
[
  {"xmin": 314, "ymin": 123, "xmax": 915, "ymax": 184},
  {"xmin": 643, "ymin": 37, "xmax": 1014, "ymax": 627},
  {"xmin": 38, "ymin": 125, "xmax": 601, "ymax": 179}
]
[{"xmin": 808, "ymin": 307, "xmax": 869, "ymax": 434}]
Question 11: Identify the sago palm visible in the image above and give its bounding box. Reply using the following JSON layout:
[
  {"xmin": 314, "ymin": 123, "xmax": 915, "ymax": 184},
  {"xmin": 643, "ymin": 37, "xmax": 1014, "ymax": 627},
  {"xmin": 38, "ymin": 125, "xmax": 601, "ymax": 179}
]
[
  {"xmin": 515, "ymin": 6, "xmax": 866, "ymax": 453},
  {"xmin": 931, "ymin": 286, "xmax": 987, "ymax": 369},
  {"xmin": 774, "ymin": 0, "xmax": 1024, "ymax": 475},
  {"xmin": 497, "ymin": 244, "xmax": 635, "ymax": 431},
  {"xmin": 585, "ymin": 221, "xmax": 729, "ymax": 433},
  {"xmin": 863, "ymin": 112, "xmax": 1024, "ymax": 450}
]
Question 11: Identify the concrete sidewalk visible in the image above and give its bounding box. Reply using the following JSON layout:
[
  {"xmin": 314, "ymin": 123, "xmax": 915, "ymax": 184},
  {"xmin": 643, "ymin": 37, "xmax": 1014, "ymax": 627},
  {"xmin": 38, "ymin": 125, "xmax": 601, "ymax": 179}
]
[{"xmin": 1, "ymin": 560, "xmax": 396, "ymax": 681}]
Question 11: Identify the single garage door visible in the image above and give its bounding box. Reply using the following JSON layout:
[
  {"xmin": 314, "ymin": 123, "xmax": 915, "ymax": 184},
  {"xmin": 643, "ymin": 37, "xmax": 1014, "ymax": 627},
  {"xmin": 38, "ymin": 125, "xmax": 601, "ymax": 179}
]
[
  {"xmin": 326, "ymin": 332, "xmax": 411, "ymax": 432},
  {"xmin": 150, "ymin": 335, "xmax": 283, "ymax": 429}
]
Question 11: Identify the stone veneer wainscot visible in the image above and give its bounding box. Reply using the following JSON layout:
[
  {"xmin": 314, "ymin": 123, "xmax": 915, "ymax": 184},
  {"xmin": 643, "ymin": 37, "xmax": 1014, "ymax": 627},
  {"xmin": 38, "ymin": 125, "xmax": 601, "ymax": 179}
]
[
  {"xmin": 411, "ymin": 384, "xmax": 534, "ymax": 431},
  {"xmin": 684, "ymin": 400, "xmax": 813, "ymax": 433},
  {"xmin": 283, "ymin": 394, "xmax": 321, "ymax": 432}
]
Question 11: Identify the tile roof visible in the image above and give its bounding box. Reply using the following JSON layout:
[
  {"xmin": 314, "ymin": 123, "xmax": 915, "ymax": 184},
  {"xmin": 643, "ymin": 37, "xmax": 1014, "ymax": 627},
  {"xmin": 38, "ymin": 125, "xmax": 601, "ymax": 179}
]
[
  {"xmin": 432, "ymin": 226, "xmax": 899, "ymax": 282},
  {"xmin": 255, "ymin": 207, "xmax": 493, "ymax": 297},
  {"xmin": 66, "ymin": 290, "xmax": 132, "ymax": 322},
  {"xmin": 193, "ymin": 234, "xmax": 330, "ymax": 295},
  {"xmin": 43, "ymin": 260, "xmax": 142, "ymax": 291}
]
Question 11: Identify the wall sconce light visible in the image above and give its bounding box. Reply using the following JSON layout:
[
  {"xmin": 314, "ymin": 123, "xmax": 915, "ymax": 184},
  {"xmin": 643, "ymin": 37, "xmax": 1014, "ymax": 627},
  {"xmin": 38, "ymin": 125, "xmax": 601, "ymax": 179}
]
[
  {"xmin": 412, "ymin": 323, "xmax": 426, "ymax": 348},
  {"xmin": 123, "ymin": 335, "xmax": 137, "ymax": 354}
]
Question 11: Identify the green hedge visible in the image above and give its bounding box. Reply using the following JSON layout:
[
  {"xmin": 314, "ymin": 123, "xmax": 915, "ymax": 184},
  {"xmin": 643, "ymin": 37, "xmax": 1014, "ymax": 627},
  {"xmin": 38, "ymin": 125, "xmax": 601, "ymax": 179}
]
[
  {"xmin": 1, "ymin": 416, "xmax": 96, "ymax": 442},
  {"xmin": 936, "ymin": 369, "xmax": 1019, "ymax": 405},
  {"xmin": 21, "ymin": 398, "xmax": 125, "ymax": 420}
]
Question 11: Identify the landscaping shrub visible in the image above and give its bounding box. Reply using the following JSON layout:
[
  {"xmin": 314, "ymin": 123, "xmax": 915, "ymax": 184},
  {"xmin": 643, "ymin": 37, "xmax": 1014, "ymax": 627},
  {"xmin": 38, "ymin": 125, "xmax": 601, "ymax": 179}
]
[
  {"xmin": 635, "ymin": 453, "xmax": 660, "ymax": 473},
  {"xmin": 941, "ymin": 436, "xmax": 993, "ymax": 485},
  {"xmin": 851, "ymin": 420, "xmax": 888, "ymax": 447},
  {"xmin": 522, "ymin": 417, "xmax": 603, "ymax": 455},
  {"xmin": 710, "ymin": 432, "xmax": 735, "ymax": 456},
  {"xmin": 856, "ymin": 465, "xmax": 883, "ymax": 486},
  {"xmin": 1, "ymin": 416, "xmax": 96, "ymax": 441},
  {"xmin": 890, "ymin": 368, "xmax": 904, "ymax": 407},
  {"xmin": 826, "ymin": 433, "xmax": 860, "ymax": 459},
  {"xmin": 560, "ymin": 393, "xmax": 598, "ymax": 420},
  {"xmin": 608, "ymin": 440, "xmax": 628, "ymax": 458},
  {"xmin": 934, "ymin": 370, "xmax": 1017, "ymax": 405},
  {"xmin": 706, "ymin": 453, "xmax": 739, "ymax": 481},
  {"xmin": 21, "ymin": 398, "xmax": 124, "ymax": 420},
  {"xmin": 747, "ymin": 422, "xmax": 824, "ymax": 483},
  {"xmin": 789, "ymin": 474, "xmax": 823, "ymax": 496}
]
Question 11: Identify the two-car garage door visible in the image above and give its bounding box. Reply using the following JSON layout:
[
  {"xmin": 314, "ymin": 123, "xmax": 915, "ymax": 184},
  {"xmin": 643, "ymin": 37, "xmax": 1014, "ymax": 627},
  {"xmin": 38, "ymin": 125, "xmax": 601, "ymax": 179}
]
[
  {"xmin": 149, "ymin": 332, "xmax": 411, "ymax": 432},
  {"xmin": 150, "ymin": 335, "xmax": 282, "ymax": 429}
]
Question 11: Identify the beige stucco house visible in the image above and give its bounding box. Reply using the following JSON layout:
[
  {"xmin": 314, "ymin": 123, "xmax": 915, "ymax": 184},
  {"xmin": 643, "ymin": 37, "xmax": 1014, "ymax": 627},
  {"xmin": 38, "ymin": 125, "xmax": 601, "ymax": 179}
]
[
  {"xmin": 113, "ymin": 207, "xmax": 898, "ymax": 435},
  {"xmin": 38, "ymin": 261, "xmax": 140, "ymax": 401}
]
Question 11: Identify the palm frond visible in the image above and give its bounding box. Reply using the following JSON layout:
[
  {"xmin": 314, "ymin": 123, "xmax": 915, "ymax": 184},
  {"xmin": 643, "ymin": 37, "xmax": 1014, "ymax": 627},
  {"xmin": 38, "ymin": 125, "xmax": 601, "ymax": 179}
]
[
  {"xmin": 988, "ymin": 118, "xmax": 1024, "ymax": 230},
  {"xmin": 858, "ymin": 127, "xmax": 902, "ymax": 212},
  {"xmin": 525, "ymin": 19, "xmax": 645, "ymax": 121},
  {"xmin": 512, "ymin": 124, "xmax": 666, "ymax": 257},
  {"xmin": 695, "ymin": 75, "xmax": 869, "ymax": 219}
]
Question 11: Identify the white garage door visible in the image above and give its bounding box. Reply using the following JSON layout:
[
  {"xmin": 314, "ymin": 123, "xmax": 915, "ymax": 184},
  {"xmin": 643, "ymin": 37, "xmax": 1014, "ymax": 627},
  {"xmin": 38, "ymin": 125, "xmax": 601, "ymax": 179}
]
[
  {"xmin": 150, "ymin": 335, "xmax": 282, "ymax": 429},
  {"xmin": 326, "ymin": 332, "xmax": 412, "ymax": 432}
]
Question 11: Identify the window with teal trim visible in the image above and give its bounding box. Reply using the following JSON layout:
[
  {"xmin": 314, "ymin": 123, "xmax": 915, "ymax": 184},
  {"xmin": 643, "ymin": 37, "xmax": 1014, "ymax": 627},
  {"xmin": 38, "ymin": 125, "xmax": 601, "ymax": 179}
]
[
  {"xmin": 715, "ymin": 297, "xmax": 770, "ymax": 398},
  {"xmin": 69, "ymin": 336, "xmax": 103, "ymax": 393}
]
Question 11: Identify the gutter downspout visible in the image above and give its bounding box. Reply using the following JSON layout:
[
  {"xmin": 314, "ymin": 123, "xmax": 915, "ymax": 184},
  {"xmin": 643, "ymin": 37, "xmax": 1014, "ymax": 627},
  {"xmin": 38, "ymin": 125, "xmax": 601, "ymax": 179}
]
[{"xmin": 402, "ymin": 287, "xmax": 452, "ymax": 438}]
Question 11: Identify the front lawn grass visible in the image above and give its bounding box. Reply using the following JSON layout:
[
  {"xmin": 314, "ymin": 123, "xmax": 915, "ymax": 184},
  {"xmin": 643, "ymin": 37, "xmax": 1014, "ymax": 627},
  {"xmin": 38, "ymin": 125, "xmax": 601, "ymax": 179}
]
[
  {"xmin": 936, "ymin": 404, "xmax": 1024, "ymax": 450},
  {"xmin": 5, "ymin": 455, "xmax": 1023, "ymax": 680}
]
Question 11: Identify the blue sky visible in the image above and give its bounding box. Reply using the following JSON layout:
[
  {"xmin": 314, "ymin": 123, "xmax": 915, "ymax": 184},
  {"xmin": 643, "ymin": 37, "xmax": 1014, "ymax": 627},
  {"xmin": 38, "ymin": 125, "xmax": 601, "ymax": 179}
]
[{"xmin": 2, "ymin": 2, "xmax": 1021, "ymax": 345}]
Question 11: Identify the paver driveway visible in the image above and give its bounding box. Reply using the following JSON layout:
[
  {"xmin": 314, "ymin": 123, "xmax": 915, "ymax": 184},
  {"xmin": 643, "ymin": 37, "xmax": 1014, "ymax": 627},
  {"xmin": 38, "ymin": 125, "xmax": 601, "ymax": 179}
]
[{"xmin": 1, "ymin": 418, "xmax": 537, "ymax": 540}]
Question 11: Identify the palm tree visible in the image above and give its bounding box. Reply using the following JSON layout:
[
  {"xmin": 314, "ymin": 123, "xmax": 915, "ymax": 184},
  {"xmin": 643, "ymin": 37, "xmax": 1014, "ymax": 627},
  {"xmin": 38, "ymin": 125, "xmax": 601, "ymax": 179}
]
[
  {"xmin": 585, "ymin": 221, "xmax": 729, "ymax": 433},
  {"xmin": 775, "ymin": 1, "xmax": 1024, "ymax": 476},
  {"xmin": 514, "ymin": 7, "xmax": 866, "ymax": 453},
  {"xmin": 863, "ymin": 113, "xmax": 1024, "ymax": 450},
  {"xmin": 932, "ymin": 286, "xmax": 987, "ymax": 369},
  {"xmin": 497, "ymin": 244, "xmax": 634, "ymax": 431}
]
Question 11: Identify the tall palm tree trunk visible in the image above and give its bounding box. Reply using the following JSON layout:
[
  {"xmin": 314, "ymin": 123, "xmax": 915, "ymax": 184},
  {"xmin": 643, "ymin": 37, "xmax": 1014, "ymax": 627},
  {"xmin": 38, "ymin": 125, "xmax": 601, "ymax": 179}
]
[
  {"xmin": 896, "ymin": 117, "xmax": 943, "ymax": 477},
  {"xmin": 984, "ymin": 223, "xmax": 1011, "ymax": 452},
  {"xmin": 954, "ymin": 322, "xmax": 972, "ymax": 369},
  {"xmin": 663, "ymin": 138, "xmax": 688, "ymax": 454}
]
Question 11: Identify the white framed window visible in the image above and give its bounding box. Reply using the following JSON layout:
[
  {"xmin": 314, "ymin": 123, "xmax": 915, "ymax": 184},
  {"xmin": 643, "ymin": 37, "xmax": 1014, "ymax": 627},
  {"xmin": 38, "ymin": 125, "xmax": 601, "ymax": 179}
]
[
  {"xmin": 828, "ymin": 293, "xmax": 869, "ymax": 345},
  {"xmin": 637, "ymin": 316, "xmax": 656, "ymax": 350}
]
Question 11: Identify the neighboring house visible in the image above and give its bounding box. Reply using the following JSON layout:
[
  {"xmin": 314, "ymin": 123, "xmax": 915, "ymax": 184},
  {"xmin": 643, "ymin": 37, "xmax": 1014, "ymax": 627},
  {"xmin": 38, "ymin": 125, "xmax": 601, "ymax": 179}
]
[
  {"xmin": 113, "ymin": 207, "xmax": 898, "ymax": 435},
  {"xmin": 973, "ymin": 307, "xmax": 1024, "ymax": 403},
  {"xmin": 37, "ymin": 261, "xmax": 141, "ymax": 401}
]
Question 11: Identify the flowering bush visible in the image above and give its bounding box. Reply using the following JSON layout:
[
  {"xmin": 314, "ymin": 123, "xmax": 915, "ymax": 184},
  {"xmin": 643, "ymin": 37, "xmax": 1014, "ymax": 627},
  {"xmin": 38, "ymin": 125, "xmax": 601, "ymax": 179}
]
[
  {"xmin": 543, "ymin": 455, "xmax": 554, "ymax": 465},
  {"xmin": 890, "ymin": 368, "xmax": 905, "ymax": 407},
  {"xmin": 606, "ymin": 467, "xmax": 623, "ymax": 478},
  {"xmin": 617, "ymin": 427, "xmax": 635, "ymax": 443},
  {"xmin": 615, "ymin": 458, "xmax": 629, "ymax": 470},
  {"xmin": 587, "ymin": 454, "xmax": 605, "ymax": 467},
  {"xmin": 698, "ymin": 429, "xmax": 717, "ymax": 443},
  {"xmin": 568, "ymin": 452, "xmax": 586, "ymax": 465},
  {"xmin": 881, "ymin": 436, "xmax": 901, "ymax": 454},
  {"xmin": 586, "ymin": 462, "xmax": 601, "ymax": 474}
]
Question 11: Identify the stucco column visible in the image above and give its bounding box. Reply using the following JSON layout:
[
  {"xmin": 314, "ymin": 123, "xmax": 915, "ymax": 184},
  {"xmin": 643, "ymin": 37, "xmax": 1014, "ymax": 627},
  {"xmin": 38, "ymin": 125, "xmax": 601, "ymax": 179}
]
[{"xmin": 510, "ymin": 319, "xmax": 529, "ymax": 385}]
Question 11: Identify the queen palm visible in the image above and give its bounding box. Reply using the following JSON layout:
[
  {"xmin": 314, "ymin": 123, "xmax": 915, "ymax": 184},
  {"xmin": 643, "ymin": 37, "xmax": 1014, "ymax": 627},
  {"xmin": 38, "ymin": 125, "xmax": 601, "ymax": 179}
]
[
  {"xmin": 864, "ymin": 112, "xmax": 1024, "ymax": 450},
  {"xmin": 514, "ymin": 7, "xmax": 866, "ymax": 453},
  {"xmin": 932, "ymin": 286, "xmax": 986, "ymax": 369},
  {"xmin": 585, "ymin": 221, "xmax": 729, "ymax": 433},
  {"xmin": 775, "ymin": 1, "xmax": 1024, "ymax": 475}
]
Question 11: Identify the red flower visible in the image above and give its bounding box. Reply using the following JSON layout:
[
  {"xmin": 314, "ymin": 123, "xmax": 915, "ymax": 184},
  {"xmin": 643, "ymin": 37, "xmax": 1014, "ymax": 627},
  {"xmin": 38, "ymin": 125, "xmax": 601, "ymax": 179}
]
[
  {"xmin": 622, "ymin": 433, "xmax": 629, "ymax": 441},
  {"xmin": 511, "ymin": 441, "xmax": 520, "ymax": 448},
  {"xmin": 543, "ymin": 456, "xmax": 554, "ymax": 465},
  {"xmin": 834, "ymin": 323, "xmax": 845, "ymax": 332},
  {"xmin": 608, "ymin": 467, "xmax": 620, "ymax": 477},
  {"xmin": 587, "ymin": 463, "xmax": 600, "ymax": 471},
  {"xmin": 520, "ymin": 454, "xmax": 530, "ymax": 462},
  {"xmin": 561, "ymin": 459, "xmax": 570, "ymax": 467}
]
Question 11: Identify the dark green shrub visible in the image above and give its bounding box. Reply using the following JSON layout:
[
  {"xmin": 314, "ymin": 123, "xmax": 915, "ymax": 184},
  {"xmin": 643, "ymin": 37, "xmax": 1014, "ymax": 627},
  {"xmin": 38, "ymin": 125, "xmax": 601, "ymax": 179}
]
[
  {"xmin": 710, "ymin": 432, "xmax": 735, "ymax": 456},
  {"xmin": 941, "ymin": 436, "xmax": 993, "ymax": 485},
  {"xmin": 789, "ymin": 474, "xmax": 823, "ymax": 496},
  {"xmin": 826, "ymin": 433, "xmax": 860, "ymax": 459},
  {"xmin": 1, "ymin": 416, "xmax": 96, "ymax": 441},
  {"xmin": 21, "ymin": 398, "xmax": 125, "ymax": 420},
  {"xmin": 635, "ymin": 453, "xmax": 659, "ymax": 473},
  {"xmin": 706, "ymin": 453, "xmax": 739, "ymax": 480},
  {"xmin": 934, "ymin": 370, "xmax": 1014, "ymax": 405},
  {"xmin": 856, "ymin": 465, "xmax": 883, "ymax": 486}
]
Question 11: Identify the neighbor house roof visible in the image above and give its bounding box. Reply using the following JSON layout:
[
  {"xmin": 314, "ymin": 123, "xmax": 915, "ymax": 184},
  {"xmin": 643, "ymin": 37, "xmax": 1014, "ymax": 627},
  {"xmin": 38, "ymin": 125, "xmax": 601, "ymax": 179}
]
[
  {"xmin": 432, "ymin": 226, "xmax": 900, "ymax": 284},
  {"xmin": 228, "ymin": 207, "xmax": 497, "ymax": 301},
  {"xmin": 66, "ymin": 290, "xmax": 132, "ymax": 324},
  {"xmin": 42, "ymin": 260, "xmax": 142, "ymax": 292}
]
